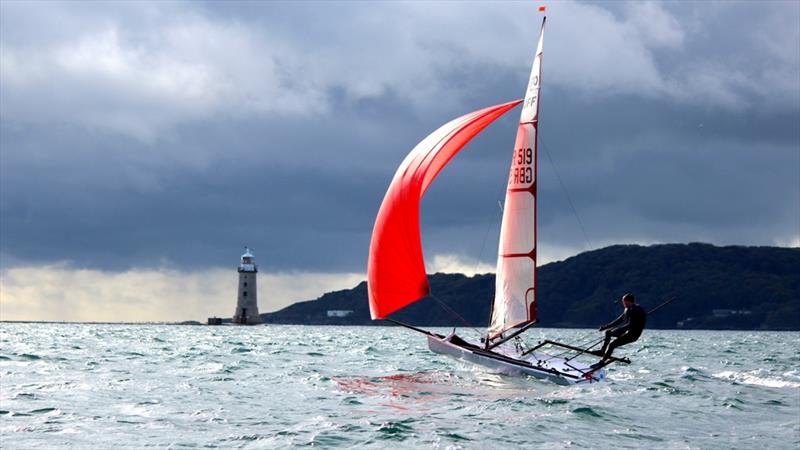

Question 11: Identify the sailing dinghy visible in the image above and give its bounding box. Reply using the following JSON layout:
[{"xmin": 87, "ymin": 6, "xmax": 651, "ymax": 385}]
[{"xmin": 367, "ymin": 17, "xmax": 630, "ymax": 385}]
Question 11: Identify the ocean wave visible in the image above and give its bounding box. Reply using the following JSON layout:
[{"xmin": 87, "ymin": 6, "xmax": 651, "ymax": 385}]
[
  {"xmin": 712, "ymin": 370, "xmax": 800, "ymax": 388},
  {"xmin": 2, "ymin": 324, "xmax": 798, "ymax": 449}
]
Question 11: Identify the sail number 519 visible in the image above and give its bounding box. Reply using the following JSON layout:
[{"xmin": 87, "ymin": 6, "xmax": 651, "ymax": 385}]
[
  {"xmin": 512, "ymin": 147, "xmax": 533, "ymax": 184},
  {"xmin": 516, "ymin": 148, "xmax": 533, "ymax": 165}
]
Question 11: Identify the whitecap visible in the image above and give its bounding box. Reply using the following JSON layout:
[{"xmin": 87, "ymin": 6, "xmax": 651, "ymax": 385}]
[{"xmin": 712, "ymin": 370, "xmax": 800, "ymax": 388}]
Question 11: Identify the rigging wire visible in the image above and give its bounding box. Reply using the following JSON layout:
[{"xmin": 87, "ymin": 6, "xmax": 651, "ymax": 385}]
[
  {"xmin": 538, "ymin": 136, "xmax": 594, "ymax": 251},
  {"xmin": 465, "ymin": 170, "xmax": 510, "ymax": 334},
  {"xmin": 471, "ymin": 200, "xmax": 504, "ymax": 277},
  {"xmin": 438, "ymin": 182, "xmax": 507, "ymax": 338},
  {"xmin": 430, "ymin": 294, "xmax": 484, "ymax": 338},
  {"xmin": 431, "ymin": 162, "xmax": 506, "ymax": 338}
]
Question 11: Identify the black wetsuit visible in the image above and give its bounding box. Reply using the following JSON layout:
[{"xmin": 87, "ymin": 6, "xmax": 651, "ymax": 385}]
[{"xmin": 599, "ymin": 304, "xmax": 647, "ymax": 360}]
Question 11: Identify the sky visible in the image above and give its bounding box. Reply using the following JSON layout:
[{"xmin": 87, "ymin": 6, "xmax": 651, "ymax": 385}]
[{"xmin": 1, "ymin": 1, "xmax": 798, "ymax": 322}]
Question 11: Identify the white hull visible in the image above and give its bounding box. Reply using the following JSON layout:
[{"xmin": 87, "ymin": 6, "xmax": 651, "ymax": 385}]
[{"xmin": 427, "ymin": 332, "xmax": 605, "ymax": 386}]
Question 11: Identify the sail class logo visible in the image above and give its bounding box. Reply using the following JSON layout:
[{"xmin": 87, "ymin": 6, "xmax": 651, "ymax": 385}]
[{"xmin": 528, "ymin": 74, "xmax": 539, "ymax": 93}]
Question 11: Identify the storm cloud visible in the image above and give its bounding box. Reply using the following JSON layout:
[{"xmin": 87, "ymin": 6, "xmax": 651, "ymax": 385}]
[{"xmin": 1, "ymin": 1, "xmax": 798, "ymax": 320}]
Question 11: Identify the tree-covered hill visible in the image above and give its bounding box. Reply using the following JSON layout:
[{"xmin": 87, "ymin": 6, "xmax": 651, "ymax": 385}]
[{"xmin": 261, "ymin": 243, "xmax": 800, "ymax": 330}]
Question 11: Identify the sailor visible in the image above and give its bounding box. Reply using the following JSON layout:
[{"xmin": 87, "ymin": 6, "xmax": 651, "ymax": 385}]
[{"xmin": 592, "ymin": 293, "xmax": 646, "ymax": 368}]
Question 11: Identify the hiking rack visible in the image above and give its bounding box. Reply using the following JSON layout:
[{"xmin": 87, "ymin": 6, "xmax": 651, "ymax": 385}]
[{"xmin": 522, "ymin": 339, "xmax": 632, "ymax": 365}]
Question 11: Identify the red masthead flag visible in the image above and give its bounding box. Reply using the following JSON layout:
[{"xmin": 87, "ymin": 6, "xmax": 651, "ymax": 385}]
[{"xmin": 538, "ymin": 6, "xmax": 546, "ymax": 12}]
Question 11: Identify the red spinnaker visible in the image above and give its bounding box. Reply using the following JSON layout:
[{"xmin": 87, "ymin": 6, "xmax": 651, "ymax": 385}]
[{"xmin": 367, "ymin": 100, "xmax": 523, "ymax": 319}]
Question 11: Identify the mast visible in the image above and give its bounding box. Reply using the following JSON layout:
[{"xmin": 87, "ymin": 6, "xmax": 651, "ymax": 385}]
[
  {"xmin": 533, "ymin": 17, "xmax": 544, "ymax": 332},
  {"xmin": 488, "ymin": 17, "xmax": 545, "ymax": 341}
]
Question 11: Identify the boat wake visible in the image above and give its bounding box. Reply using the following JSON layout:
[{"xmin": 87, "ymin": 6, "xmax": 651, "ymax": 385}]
[{"xmin": 331, "ymin": 370, "xmax": 554, "ymax": 403}]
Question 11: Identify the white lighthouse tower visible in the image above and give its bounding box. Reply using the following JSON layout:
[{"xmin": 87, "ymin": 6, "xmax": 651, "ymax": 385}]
[{"xmin": 232, "ymin": 247, "xmax": 262, "ymax": 325}]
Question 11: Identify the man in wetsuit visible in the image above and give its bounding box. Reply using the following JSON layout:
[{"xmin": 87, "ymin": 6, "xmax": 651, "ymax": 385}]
[{"xmin": 593, "ymin": 293, "xmax": 646, "ymax": 368}]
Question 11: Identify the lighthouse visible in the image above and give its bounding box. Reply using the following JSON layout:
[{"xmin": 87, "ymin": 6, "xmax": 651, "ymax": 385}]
[{"xmin": 232, "ymin": 247, "xmax": 262, "ymax": 325}]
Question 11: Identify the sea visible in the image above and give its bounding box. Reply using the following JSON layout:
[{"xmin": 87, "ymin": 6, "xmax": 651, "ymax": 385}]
[{"xmin": 1, "ymin": 323, "xmax": 798, "ymax": 449}]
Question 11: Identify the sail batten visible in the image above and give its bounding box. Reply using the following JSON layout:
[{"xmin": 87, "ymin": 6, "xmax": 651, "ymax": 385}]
[
  {"xmin": 368, "ymin": 100, "xmax": 523, "ymax": 320},
  {"xmin": 488, "ymin": 19, "xmax": 545, "ymax": 338}
]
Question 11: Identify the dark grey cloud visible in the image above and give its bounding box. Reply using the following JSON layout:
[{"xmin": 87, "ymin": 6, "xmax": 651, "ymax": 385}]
[{"xmin": 1, "ymin": 1, "xmax": 798, "ymax": 276}]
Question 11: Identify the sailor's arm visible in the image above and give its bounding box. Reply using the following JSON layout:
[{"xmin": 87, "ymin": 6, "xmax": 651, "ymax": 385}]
[{"xmin": 599, "ymin": 313, "xmax": 625, "ymax": 331}]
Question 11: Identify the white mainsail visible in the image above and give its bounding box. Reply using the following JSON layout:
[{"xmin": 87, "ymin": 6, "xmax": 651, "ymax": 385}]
[{"xmin": 488, "ymin": 18, "xmax": 545, "ymax": 339}]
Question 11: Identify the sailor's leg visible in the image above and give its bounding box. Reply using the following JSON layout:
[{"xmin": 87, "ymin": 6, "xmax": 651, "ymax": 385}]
[
  {"xmin": 592, "ymin": 341, "xmax": 616, "ymax": 369},
  {"xmin": 602, "ymin": 339, "xmax": 618, "ymax": 360},
  {"xmin": 600, "ymin": 328, "xmax": 624, "ymax": 355},
  {"xmin": 599, "ymin": 329, "xmax": 613, "ymax": 354},
  {"xmin": 593, "ymin": 330, "xmax": 624, "ymax": 368},
  {"xmin": 603, "ymin": 332, "xmax": 638, "ymax": 361}
]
